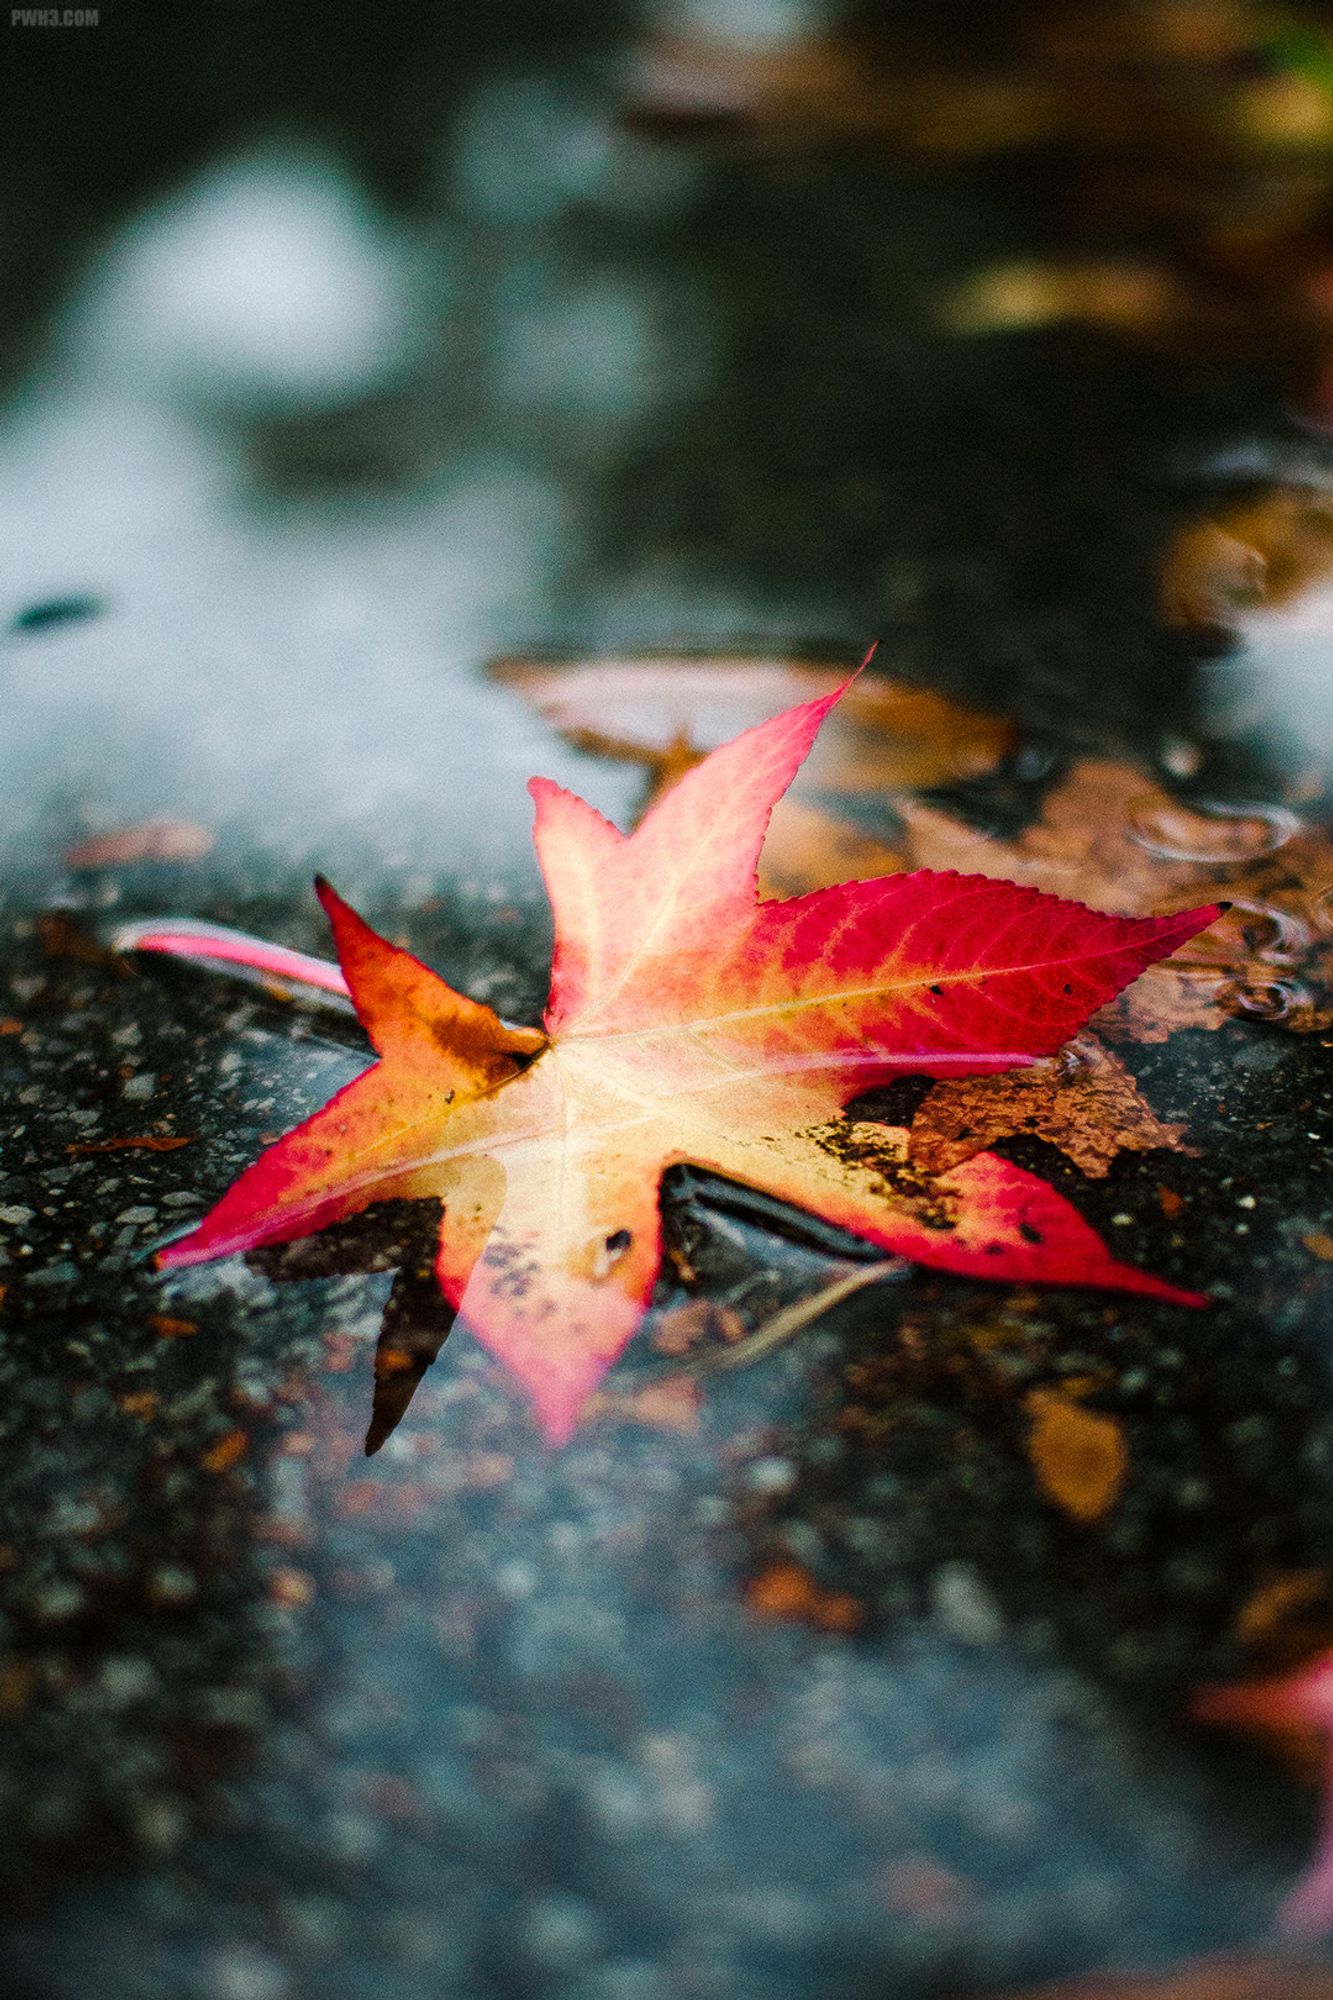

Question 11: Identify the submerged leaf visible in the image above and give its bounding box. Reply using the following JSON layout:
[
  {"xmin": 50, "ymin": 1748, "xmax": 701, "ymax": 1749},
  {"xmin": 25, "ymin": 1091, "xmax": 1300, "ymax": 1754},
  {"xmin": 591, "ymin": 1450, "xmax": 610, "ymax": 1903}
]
[
  {"xmin": 490, "ymin": 655, "xmax": 1016, "ymax": 792},
  {"xmin": 491, "ymin": 653, "xmax": 1008, "ymax": 891},
  {"xmin": 157, "ymin": 683, "xmax": 1217, "ymax": 1440}
]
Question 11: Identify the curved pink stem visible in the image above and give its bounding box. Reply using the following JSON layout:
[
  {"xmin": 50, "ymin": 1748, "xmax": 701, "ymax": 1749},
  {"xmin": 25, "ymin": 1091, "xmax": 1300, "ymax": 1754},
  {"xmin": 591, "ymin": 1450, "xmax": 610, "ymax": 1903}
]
[{"xmin": 114, "ymin": 918, "xmax": 351, "ymax": 1000}]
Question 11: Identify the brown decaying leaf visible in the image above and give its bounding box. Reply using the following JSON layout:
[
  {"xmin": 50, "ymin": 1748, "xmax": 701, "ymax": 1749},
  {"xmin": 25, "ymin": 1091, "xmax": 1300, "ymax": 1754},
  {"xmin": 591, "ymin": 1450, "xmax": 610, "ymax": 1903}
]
[
  {"xmin": 745, "ymin": 1559, "xmax": 863, "ymax": 1636},
  {"xmin": 909, "ymin": 1031, "xmax": 1193, "ymax": 1178},
  {"xmin": 900, "ymin": 759, "xmax": 1333, "ymax": 1037},
  {"xmin": 149, "ymin": 1314, "xmax": 198, "ymax": 1339},
  {"xmin": 942, "ymin": 256, "xmax": 1204, "ymax": 343},
  {"xmin": 1024, "ymin": 1386, "xmax": 1129, "ymax": 1525},
  {"xmin": 626, "ymin": 24, "xmax": 1056, "ymax": 161},
  {"xmin": 37, "ymin": 911, "xmax": 123, "ymax": 968},
  {"xmin": 64, "ymin": 819, "xmax": 215, "ymax": 868},
  {"xmin": 201, "ymin": 1430, "xmax": 248, "ymax": 1473}
]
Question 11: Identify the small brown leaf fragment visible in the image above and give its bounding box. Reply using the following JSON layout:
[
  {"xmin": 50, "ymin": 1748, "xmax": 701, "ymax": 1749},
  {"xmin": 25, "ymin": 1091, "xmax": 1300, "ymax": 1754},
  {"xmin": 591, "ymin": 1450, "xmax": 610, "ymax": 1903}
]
[
  {"xmin": 149, "ymin": 1313, "xmax": 197, "ymax": 1339},
  {"xmin": 626, "ymin": 23, "xmax": 1057, "ymax": 161},
  {"xmin": 1161, "ymin": 519, "xmax": 1271, "ymax": 629},
  {"xmin": 0, "ymin": 1018, "xmax": 22, "ymax": 1036},
  {"xmin": 267, "ymin": 1566, "xmax": 315, "ymax": 1609},
  {"xmin": 910, "ymin": 1034, "xmax": 1192, "ymax": 1178},
  {"xmin": 745, "ymin": 1558, "xmax": 864, "ymax": 1635},
  {"xmin": 945, "ymin": 257, "xmax": 1195, "ymax": 341},
  {"xmin": 651, "ymin": 1298, "xmax": 746, "ymax": 1356},
  {"xmin": 64, "ymin": 819, "xmax": 215, "ymax": 868},
  {"xmin": 0, "ymin": 1660, "xmax": 34, "ymax": 1717},
  {"xmin": 201, "ymin": 1429, "xmax": 248, "ymax": 1472},
  {"xmin": 1025, "ymin": 1388, "xmax": 1128, "ymax": 1525},
  {"xmin": 1235, "ymin": 1570, "xmax": 1333, "ymax": 1665},
  {"xmin": 588, "ymin": 1376, "xmax": 703, "ymax": 1433},
  {"xmin": 1304, "ymin": 1232, "xmax": 1333, "ymax": 1262},
  {"xmin": 37, "ymin": 912, "xmax": 122, "ymax": 968},
  {"xmin": 116, "ymin": 1391, "xmax": 159, "ymax": 1421},
  {"xmin": 1158, "ymin": 1185, "xmax": 1185, "ymax": 1219}
]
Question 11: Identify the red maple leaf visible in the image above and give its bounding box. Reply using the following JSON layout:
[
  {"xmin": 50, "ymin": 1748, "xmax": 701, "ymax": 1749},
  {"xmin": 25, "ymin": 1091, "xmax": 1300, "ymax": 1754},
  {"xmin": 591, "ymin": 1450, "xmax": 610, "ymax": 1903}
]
[{"xmin": 159, "ymin": 681, "xmax": 1219, "ymax": 1440}]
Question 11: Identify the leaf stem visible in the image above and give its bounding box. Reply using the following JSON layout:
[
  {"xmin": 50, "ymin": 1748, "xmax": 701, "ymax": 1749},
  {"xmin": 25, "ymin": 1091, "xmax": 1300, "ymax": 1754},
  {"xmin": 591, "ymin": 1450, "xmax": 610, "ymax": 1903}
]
[{"xmin": 113, "ymin": 917, "xmax": 353, "ymax": 999}]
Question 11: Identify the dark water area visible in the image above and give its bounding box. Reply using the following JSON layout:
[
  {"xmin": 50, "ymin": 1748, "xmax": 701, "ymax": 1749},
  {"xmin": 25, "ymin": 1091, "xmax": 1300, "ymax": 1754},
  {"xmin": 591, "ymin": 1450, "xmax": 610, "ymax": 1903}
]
[{"xmin": 3, "ymin": 5, "xmax": 1333, "ymax": 1998}]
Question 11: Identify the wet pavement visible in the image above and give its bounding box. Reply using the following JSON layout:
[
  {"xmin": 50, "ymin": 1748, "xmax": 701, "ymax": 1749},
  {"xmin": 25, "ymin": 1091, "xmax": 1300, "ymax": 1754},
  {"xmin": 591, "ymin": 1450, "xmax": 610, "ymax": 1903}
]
[{"xmin": 3, "ymin": 7, "xmax": 1333, "ymax": 1998}]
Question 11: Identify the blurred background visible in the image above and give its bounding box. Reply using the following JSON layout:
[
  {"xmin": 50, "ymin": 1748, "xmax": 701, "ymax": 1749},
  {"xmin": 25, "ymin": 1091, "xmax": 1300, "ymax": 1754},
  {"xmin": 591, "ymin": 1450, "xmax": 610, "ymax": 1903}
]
[{"xmin": 10, "ymin": 0, "xmax": 1333, "ymax": 766}]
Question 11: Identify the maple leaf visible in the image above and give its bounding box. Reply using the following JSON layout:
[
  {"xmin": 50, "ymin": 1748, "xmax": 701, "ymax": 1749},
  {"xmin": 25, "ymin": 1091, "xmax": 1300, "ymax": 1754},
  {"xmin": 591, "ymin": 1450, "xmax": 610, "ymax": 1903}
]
[
  {"xmin": 1195, "ymin": 1650, "xmax": 1333, "ymax": 1939},
  {"xmin": 158, "ymin": 683, "xmax": 1218, "ymax": 1441}
]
